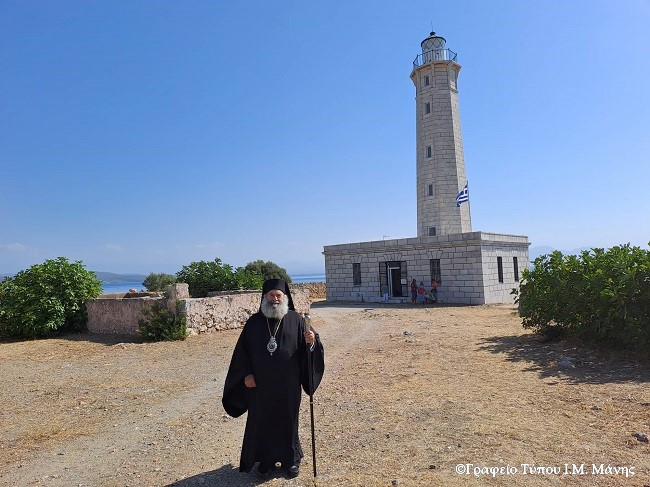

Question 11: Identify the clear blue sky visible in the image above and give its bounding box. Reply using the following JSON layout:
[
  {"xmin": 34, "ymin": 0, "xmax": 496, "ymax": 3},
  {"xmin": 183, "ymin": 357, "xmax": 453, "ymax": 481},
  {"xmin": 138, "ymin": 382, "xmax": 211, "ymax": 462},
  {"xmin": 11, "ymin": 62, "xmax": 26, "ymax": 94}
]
[{"xmin": 1, "ymin": 1, "xmax": 649, "ymax": 275}]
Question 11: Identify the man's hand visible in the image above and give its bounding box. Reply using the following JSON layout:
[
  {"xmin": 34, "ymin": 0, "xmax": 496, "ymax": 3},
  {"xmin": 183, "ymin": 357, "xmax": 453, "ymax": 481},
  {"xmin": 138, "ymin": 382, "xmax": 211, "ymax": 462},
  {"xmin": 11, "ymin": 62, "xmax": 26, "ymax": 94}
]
[
  {"xmin": 244, "ymin": 374, "xmax": 256, "ymax": 388},
  {"xmin": 305, "ymin": 329, "xmax": 315, "ymax": 345}
]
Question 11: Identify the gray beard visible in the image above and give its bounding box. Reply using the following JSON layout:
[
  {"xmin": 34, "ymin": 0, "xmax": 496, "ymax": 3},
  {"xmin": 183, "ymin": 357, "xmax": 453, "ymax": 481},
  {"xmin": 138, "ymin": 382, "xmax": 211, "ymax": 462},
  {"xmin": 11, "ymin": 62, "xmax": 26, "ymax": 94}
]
[{"xmin": 260, "ymin": 296, "xmax": 289, "ymax": 320}]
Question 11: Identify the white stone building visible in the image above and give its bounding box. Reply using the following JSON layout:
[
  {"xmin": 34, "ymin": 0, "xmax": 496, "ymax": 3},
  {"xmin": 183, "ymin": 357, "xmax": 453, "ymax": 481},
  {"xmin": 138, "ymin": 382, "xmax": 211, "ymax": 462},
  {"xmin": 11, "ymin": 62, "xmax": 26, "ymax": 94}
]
[{"xmin": 323, "ymin": 32, "xmax": 530, "ymax": 304}]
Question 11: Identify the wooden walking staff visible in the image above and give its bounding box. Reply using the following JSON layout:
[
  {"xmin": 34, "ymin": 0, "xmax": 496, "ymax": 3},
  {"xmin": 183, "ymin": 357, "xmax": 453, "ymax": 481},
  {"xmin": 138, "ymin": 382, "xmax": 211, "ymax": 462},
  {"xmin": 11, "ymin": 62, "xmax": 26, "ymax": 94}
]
[{"xmin": 304, "ymin": 313, "xmax": 318, "ymax": 486}]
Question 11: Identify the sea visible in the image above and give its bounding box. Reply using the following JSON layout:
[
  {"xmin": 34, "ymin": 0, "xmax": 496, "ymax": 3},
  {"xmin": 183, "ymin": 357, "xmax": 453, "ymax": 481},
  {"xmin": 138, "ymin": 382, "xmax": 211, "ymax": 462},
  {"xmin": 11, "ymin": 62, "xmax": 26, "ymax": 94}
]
[
  {"xmin": 100, "ymin": 274, "xmax": 326, "ymax": 295},
  {"xmin": 290, "ymin": 274, "xmax": 326, "ymax": 284},
  {"xmin": 101, "ymin": 281, "xmax": 146, "ymax": 294}
]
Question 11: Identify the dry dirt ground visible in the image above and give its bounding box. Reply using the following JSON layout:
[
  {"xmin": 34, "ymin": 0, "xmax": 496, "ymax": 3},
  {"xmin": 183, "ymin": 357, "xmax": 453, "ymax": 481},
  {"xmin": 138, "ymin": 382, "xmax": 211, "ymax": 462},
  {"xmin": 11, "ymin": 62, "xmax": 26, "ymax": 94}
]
[{"xmin": 1, "ymin": 303, "xmax": 649, "ymax": 487}]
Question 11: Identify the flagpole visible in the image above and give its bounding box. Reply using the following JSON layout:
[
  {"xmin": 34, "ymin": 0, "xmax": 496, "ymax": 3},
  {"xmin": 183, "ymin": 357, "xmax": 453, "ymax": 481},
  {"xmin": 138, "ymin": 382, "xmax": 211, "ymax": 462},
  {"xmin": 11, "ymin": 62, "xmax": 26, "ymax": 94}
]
[
  {"xmin": 456, "ymin": 181, "xmax": 471, "ymax": 228},
  {"xmin": 467, "ymin": 181, "xmax": 472, "ymax": 229}
]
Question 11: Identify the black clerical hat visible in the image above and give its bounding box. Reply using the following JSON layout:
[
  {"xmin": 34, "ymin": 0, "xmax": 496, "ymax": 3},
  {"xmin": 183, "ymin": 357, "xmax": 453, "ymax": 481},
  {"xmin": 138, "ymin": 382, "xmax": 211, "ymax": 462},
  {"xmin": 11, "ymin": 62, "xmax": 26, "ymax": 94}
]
[{"xmin": 261, "ymin": 278, "xmax": 295, "ymax": 311}]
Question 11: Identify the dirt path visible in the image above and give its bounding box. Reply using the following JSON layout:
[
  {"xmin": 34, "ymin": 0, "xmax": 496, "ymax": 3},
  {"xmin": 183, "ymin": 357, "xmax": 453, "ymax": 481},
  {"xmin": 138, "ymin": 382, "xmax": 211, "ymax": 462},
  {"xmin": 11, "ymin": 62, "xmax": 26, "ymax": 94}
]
[{"xmin": 1, "ymin": 303, "xmax": 648, "ymax": 486}]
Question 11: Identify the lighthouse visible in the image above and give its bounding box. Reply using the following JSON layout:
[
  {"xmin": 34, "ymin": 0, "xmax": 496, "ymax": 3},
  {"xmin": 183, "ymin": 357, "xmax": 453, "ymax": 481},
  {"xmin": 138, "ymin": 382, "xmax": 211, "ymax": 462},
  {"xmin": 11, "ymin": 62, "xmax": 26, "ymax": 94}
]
[
  {"xmin": 323, "ymin": 31, "xmax": 530, "ymax": 305},
  {"xmin": 411, "ymin": 32, "xmax": 471, "ymax": 237}
]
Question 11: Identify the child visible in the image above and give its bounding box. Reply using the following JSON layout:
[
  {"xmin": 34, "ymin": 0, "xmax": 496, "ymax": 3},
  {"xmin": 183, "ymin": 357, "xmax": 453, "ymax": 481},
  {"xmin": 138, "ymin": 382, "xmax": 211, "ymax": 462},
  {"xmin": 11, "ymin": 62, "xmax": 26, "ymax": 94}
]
[
  {"xmin": 429, "ymin": 280, "xmax": 439, "ymax": 303},
  {"xmin": 417, "ymin": 282, "xmax": 426, "ymax": 304}
]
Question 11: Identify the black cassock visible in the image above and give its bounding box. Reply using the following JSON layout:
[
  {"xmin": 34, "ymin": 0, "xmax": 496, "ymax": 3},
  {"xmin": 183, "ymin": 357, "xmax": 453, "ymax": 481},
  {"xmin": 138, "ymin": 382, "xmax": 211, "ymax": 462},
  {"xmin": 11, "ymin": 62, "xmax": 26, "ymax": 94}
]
[{"xmin": 222, "ymin": 310, "xmax": 324, "ymax": 472}]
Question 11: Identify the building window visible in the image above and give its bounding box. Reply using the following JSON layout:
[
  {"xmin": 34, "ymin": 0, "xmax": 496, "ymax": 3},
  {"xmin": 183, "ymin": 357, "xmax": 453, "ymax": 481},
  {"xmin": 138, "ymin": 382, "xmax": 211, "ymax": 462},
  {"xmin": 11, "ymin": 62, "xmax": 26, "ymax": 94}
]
[
  {"xmin": 497, "ymin": 257, "xmax": 504, "ymax": 283},
  {"xmin": 425, "ymin": 102, "xmax": 431, "ymax": 114},
  {"xmin": 353, "ymin": 263, "xmax": 361, "ymax": 286},
  {"xmin": 426, "ymin": 145, "xmax": 432, "ymax": 158},
  {"xmin": 429, "ymin": 259, "xmax": 441, "ymax": 284},
  {"xmin": 428, "ymin": 226, "xmax": 436, "ymax": 236},
  {"xmin": 513, "ymin": 257, "xmax": 519, "ymax": 282},
  {"xmin": 428, "ymin": 184, "xmax": 433, "ymax": 196},
  {"xmin": 424, "ymin": 75, "xmax": 429, "ymax": 86}
]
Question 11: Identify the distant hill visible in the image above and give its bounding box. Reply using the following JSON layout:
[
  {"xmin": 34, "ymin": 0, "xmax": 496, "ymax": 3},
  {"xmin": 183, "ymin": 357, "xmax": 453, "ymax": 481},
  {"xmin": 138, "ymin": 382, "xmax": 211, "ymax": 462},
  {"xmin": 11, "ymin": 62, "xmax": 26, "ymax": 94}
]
[{"xmin": 93, "ymin": 271, "xmax": 147, "ymax": 283}]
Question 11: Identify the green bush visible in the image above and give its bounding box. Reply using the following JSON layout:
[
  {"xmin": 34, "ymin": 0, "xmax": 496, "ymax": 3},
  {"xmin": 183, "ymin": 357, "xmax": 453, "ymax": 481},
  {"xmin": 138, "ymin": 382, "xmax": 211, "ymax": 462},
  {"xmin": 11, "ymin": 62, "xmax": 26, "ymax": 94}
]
[
  {"xmin": 233, "ymin": 268, "xmax": 264, "ymax": 290},
  {"xmin": 175, "ymin": 258, "xmax": 237, "ymax": 297},
  {"xmin": 143, "ymin": 272, "xmax": 177, "ymax": 292},
  {"xmin": 0, "ymin": 257, "xmax": 102, "ymax": 339},
  {"xmin": 243, "ymin": 260, "xmax": 292, "ymax": 284},
  {"xmin": 174, "ymin": 258, "xmax": 290, "ymax": 297},
  {"xmin": 137, "ymin": 300, "xmax": 187, "ymax": 342},
  {"xmin": 514, "ymin": 243, "xmax": 650, "ymax": 350}
]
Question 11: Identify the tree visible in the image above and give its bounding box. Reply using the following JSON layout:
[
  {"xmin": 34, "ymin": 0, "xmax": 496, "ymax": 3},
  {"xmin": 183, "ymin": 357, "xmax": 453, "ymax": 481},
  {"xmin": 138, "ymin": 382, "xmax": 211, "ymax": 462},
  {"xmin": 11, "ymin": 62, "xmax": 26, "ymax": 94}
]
[
  {"xmin": 0, "ymin": 257, "xmax": 102, "ymax": 339},
  {"xmin": 234, "ymin": 267, "xmax": 264, "ymax": 290},
  {"xmin": 243, "ymin": 260, "xmax": 292, "ymax": 284},
  {"xmin": 143, "ymin": 273, "xmax": 176, "ymax": 292},
  {"xmin": 175, "ymin": 258, "xmax": 237, "ymax": 298}
]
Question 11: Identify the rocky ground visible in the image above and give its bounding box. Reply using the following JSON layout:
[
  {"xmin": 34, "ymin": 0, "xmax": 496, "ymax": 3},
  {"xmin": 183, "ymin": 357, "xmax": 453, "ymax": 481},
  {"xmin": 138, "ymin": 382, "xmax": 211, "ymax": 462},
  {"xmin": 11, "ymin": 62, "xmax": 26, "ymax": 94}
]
[{"xmin": 1, "ymin": 302, "xmax": 649, "ymax": 486}]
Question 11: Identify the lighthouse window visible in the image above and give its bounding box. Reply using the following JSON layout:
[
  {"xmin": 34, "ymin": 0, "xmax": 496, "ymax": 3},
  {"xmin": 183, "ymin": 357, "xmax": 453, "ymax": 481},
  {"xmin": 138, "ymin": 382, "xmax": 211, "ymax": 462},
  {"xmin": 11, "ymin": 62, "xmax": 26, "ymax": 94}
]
[
  {"xmin": 426, "ymin": 145, "xmax": 432, "ymax": 158},
  {"xmin": 425, "ymin": 102, "xmax": 431, "ymax": 114},
  {"xmin": 428, "ymin": 226, "xmax": 436, "ymax": 236},
  {"xmin": 428, "ymin": 184, "xmax": 433, "ymax": 196},
  {"xmin": 424, "ymin": 75, "xmax": 430, "ymax": 86},
  {"xmin": 497, "ymin": 257, "xmax": 504, "ymax": 283}
]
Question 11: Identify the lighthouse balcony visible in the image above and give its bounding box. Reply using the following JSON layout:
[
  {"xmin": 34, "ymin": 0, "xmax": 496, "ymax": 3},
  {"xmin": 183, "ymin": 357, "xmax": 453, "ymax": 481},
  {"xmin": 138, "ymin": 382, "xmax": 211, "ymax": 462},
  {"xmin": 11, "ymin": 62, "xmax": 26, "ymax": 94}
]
[{"xmin": 413, "ymin": 48, "xmax": 458, "ymax": 68}]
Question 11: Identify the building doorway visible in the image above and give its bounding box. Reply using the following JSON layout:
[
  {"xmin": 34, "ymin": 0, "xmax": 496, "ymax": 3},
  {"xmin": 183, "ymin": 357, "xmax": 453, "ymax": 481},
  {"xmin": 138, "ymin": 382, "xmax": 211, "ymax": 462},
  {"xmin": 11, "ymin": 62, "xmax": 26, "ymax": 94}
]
[
  {"xmin": 388, "ymin": 264, "xmax": 402, "ymax": 297},
  {"xmin": 380, "ymin": 261, "xmax": 407, "ymax": 298}
]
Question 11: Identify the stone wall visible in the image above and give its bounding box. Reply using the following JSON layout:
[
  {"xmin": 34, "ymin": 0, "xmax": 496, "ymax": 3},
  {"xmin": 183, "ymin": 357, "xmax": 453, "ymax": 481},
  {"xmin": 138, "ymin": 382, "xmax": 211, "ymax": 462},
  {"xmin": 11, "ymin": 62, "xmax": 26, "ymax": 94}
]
[
  {"xmin": 180, "ymin": 292, "xmax": 259, "ymax": 334},
  {"xmin": 87, "ymin": 284, "xmax": 311, "ymax": 336},
  {"xmin": 86, "ymin": 296, "xmax": 161, "ymax": 334},
  {"xmin": 291, "ymin": 282, "xmax": 326, "ymax": 301}
]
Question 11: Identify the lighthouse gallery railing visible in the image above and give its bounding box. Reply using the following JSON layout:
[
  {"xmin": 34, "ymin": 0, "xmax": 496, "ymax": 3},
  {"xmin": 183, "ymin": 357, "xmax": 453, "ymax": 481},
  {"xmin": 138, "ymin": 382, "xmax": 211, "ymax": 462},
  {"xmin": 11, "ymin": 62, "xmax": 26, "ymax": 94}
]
[{"xmin": 413, "ymin": 48, "xmax": 458, "ymax": 68}]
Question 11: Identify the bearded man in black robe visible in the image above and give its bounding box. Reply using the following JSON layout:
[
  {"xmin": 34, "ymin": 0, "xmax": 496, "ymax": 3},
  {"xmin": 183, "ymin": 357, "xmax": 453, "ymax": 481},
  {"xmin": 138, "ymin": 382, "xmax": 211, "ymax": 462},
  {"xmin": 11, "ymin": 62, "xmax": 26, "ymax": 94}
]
[{"xmin": 222, "ymin": 278, "xmax": 324, "ymax": 479}]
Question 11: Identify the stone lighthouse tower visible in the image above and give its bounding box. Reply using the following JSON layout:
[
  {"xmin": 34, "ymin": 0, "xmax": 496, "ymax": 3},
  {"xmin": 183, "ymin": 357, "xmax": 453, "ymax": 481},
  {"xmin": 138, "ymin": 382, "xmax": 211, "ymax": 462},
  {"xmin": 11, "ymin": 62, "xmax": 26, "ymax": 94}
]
[
  {"xmin": 323, "ymin": 31, "xmax": 530, "ymax": 305},
  {"xmin": 411, "ymin": 32, "xmax": 471, "ymax": 237}
]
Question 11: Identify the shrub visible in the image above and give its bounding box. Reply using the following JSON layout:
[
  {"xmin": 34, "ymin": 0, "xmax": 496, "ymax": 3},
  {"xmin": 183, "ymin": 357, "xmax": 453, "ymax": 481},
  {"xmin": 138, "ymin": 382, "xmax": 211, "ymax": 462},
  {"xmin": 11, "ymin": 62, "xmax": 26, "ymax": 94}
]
[
  {"xmin": 143, "ymin": 273, "xmax": 176, "ymax": 292},
  {"xmin": 174, "ymin": 258, "xmax": 291, "ymax": 297},
  {"xmin": 514, "ymin": 243, "xmax": 650, "ymax": 350},
  {"xmin": 233, "ymin": 268, "xmax": 264, "ymax": 290},
  {"xmin": 0, "ymin": 257, "xmax": 102, "ymax": 339},
  {"xmin": 243, "ymin": 260, "xmax": 292, "ymax": 284},
  {"xmin": 514, "ymin": 251, "xmax": 584, "ymax": 340},
  {"xmin": 137, "ymin": 300, "xmax": 187, "ymax": 342},
  {"xmin": 175, "ymin": 259, "xmax": 237, "ymax": 298}
]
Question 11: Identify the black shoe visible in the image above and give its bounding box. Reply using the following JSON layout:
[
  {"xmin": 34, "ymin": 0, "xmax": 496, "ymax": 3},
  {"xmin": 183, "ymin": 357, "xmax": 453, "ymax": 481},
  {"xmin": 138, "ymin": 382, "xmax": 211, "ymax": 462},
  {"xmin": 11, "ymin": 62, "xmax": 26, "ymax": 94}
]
[
  {"xmin": 285, "ymin": 465, "xmax": 299, "ymax": 478},
  {"xmin": 258, "ymin": 464, "xmax": 272, "ymax": 477}
]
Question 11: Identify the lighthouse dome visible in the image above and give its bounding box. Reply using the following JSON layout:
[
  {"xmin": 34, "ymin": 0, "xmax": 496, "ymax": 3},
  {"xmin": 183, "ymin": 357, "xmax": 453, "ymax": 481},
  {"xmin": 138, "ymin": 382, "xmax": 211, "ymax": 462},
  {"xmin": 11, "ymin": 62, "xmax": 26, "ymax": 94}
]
[{"xmin": 421, "ymin": 32, "xmax": 446, "ymax": 53}]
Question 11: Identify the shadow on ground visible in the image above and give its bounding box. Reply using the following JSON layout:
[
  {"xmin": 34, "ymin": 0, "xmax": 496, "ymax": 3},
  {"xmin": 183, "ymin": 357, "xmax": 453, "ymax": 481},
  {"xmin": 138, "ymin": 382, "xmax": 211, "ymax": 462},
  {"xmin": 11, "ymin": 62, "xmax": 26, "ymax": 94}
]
[
  {"xmin": 477, "ymin": 333, "xmax": 650, "ymax": 385},
  {"xmin": 165, "ymin": 464, "xmax": 294, "ymax": 486},
  {"xmin": 63, "ymin": 331, "xmax": 144, "ymax": 345},
  {"xmin": 309, "ymin": 300, "xmax": 466, "ymax": 309},
  {"xmin": 0, "ymin": 332, "xmax": 143, "ymax": 346}
]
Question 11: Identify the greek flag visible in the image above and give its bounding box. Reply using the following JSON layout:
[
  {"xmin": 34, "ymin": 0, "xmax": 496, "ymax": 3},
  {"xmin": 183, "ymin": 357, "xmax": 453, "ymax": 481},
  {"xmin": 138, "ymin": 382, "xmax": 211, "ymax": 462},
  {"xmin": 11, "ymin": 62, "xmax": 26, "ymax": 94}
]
[{"xmin": 456, "ymin": 183, "xmax": 469, "ymax": 207}]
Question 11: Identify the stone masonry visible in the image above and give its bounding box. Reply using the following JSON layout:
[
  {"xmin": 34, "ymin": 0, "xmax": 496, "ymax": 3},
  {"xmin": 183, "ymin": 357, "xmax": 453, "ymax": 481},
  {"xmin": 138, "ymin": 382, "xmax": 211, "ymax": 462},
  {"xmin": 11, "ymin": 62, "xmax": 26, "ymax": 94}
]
[
  {"xmin": 324, "ymin": 232, "xmax": 528, "ymax": 305},
  {"xmin": 412, "ymin": 35, "xmax": 471, "ymax": 237},
  {"xmin": 87, "ymin": 283, "xmax": 311, "ymax": 336}
]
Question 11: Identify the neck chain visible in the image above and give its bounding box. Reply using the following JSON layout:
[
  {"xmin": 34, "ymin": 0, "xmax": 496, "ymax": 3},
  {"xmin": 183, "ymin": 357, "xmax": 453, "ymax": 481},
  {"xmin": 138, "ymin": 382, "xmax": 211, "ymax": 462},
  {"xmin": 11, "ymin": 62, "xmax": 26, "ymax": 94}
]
[{"xmin": 266, "ymin": 316, "xmax": 282, "ymax": 355}]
